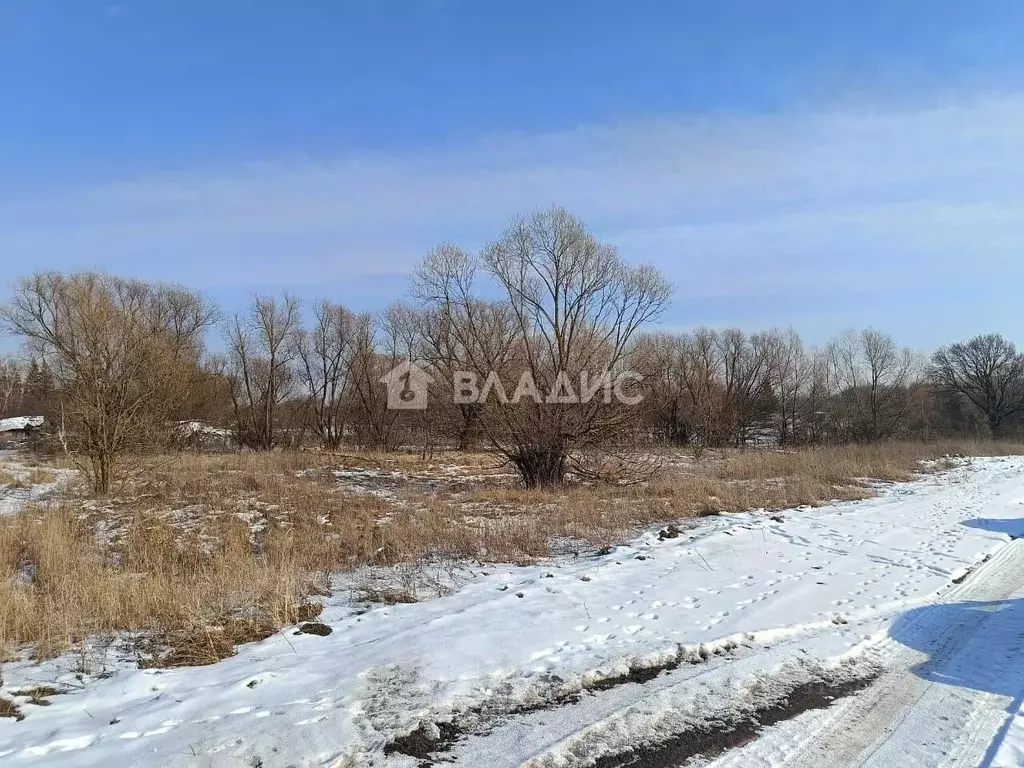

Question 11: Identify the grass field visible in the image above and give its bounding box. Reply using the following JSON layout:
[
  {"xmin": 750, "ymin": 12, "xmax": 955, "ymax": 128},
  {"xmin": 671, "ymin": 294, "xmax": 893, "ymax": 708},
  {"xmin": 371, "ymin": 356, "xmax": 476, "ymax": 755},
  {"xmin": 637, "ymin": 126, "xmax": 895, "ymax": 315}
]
[{"xmin": 1, "ymin": 439, "xmax": 1020, "ymax": 668}]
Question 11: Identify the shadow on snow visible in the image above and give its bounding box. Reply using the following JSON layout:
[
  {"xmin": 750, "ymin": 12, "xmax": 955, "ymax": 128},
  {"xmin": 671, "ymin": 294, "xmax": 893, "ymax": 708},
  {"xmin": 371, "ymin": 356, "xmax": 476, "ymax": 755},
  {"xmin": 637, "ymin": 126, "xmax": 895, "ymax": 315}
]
[{"xmin": 887, "ymin": 518, "xmax": 1024, "ymax": 765}]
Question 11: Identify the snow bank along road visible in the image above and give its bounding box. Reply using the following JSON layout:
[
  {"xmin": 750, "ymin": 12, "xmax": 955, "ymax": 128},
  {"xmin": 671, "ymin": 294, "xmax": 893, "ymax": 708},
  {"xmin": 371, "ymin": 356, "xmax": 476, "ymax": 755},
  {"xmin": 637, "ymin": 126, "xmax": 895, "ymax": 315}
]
[{"xmin": 4, "ymin": 457, "xmax": 1024, "ymax": 767}]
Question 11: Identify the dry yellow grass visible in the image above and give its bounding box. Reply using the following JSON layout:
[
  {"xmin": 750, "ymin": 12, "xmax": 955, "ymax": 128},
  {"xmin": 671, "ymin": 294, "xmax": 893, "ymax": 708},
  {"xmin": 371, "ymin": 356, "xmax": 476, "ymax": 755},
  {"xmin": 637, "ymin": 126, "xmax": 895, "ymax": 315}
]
[
  {"xmin": 0, "ymin": 697, "xmax": 24, "ymax": 721},
  {"xmin": 2, "ymin": 439, "xmax": 1021, "ymax": 667},
  {"xmin": 458, "ymin": 440, "xmax": 1024, "ymax": 550},
  {"xmin": 0, "ymin": 466, "xmax": 57, "ymax": 489},
  {"xmin": 25, "ymin": 468, "xmax": 55, "ymax": 485},
  {"xmin": 0, "ymin": 469, "xmax": 22, "ymax": 488},
  {"xmin": 0, "ymin": 506, "xmax": 321, "ymax": 665}
]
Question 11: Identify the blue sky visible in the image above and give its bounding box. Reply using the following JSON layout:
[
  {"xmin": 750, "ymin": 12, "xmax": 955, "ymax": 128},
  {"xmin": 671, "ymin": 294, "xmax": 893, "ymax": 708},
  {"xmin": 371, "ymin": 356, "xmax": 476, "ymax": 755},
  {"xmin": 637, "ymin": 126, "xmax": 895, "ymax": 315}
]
[{"xmin": 2, "ymin": 1, "xmax": 1024, "ymax": 349}]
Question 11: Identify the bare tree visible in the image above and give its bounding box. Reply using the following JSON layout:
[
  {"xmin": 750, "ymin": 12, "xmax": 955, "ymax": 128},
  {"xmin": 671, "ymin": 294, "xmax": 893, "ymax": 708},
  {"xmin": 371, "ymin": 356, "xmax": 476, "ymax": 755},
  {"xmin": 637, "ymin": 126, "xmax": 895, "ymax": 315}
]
[
  {"xmin": 798, "ymin": 347, "xmax": 833, "ymax": 444},
  {"xmin": 0, "ymin": 358, "xmax": 23, "ymax": 417},
  {"xmin": 931, "ymin": 333, "xmax": 1024, "ymax": 437},
  {"xmin": 414, "ymin": 207, "xmax": 671, "ymax": 487},
  {"xmin": 718, "ymin": 328, "xmax": 776, "ymax": 447},
  {"xmin": 295, "ymin": 300, "xmax": 357, "ymax": 449},
  {"xmin": 633, "ymin": 332, "xmax": 689, "ymax": 445},
  {"xmin": 764, "ymin": 328, "xmax": 807, "ymax": 445},
  {"xmin": 827, "ymin": 329, "xmax": 917, "ymax": 442},
  {"xmin": 412, "ymin": 244, "xmax": 520, "ymax": 450},
  {"xmin": 224, "ymin": 294, "xmax": 301, "ymax": 450},
  {"xmin": 1, "ymin": 272, "xmax": 217, "ymax": 492},
  {"xmin": 677, "ymin": 328, "xmax": 730, "ymax": 447},
  {"xmin": 346, "ymin": 310, "xmax": 407, "ymax": 451},
  {"xmin": 635, "ymin": 328, "xmax": 731, "ymax": 448}
]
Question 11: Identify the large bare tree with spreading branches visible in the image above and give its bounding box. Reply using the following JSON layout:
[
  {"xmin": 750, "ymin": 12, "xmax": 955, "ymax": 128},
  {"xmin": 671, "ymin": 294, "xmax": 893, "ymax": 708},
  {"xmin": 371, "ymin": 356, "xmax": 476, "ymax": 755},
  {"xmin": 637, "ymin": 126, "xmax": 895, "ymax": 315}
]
[
  {"xmin": 414, "ymin": 207, "xmax": 671, "ymax": 487},
  {"xmin": 1, "ymin": 272, "xmax": 217, "ymax": 492},
  {"xmin": 931, "ymin": 333, "xmax": 1024, "ymax": 436}
]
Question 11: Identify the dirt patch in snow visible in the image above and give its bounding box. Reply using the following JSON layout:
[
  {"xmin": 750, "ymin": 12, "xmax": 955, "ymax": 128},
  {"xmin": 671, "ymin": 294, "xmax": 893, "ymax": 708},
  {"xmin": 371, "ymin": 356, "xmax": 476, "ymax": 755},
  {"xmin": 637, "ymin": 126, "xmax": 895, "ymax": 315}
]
[
  {"xmin": 382, "ymin": 639, "xmax": 749, "ymax": 763},
  {"xmin": 590, "ymin": 674, "xmax": 879, "ymax": 768}
]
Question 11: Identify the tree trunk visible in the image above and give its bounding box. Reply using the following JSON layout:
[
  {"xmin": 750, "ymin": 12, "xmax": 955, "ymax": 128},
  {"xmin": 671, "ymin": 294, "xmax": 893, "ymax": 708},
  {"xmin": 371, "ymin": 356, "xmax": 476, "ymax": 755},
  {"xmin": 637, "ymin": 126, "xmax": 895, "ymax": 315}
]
[
  {"xmin": 90, "ymin": 451, "xmax": 111, "ymax": 494},
  {"xmin": 512, "ymin": 446, "xmax": 568, "ymax": 488}
]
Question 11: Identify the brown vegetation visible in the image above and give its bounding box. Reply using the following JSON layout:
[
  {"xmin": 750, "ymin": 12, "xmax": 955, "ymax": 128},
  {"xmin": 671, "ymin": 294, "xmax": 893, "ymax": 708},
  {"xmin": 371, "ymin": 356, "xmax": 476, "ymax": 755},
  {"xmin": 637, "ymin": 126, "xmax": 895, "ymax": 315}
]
[
  {"xmin": 0, "ymin": 505, "xmax": 320, "ymax": 666},
  {"xmin": 1, "ymin": 440, "xmax": 1019, "ymax": 668},
  {"xmin": 0, "ymin": 469, "xmax": 23, "ymax": 488}
]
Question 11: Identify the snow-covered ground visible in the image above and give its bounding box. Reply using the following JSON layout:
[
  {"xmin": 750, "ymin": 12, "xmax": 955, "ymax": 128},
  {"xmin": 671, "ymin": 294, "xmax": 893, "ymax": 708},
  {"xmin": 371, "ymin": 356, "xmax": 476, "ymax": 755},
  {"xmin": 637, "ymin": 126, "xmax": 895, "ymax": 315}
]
[
  {"xmin": 3, "ymin": 456, "xmax": 1024, "ymax": 766},
  {"xmin": 0, "ymin": 457, "xmax": 75, "ymax": 516}
]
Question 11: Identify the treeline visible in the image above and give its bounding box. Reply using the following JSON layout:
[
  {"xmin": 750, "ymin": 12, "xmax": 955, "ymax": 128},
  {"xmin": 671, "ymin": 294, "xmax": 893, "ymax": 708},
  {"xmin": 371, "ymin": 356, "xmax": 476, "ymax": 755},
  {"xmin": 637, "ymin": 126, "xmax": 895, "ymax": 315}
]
[
  {"xmin": 2, "ymin": 207, "xmax": 1023, "ymax": 491},
  {"xmin": 636, "ymin": 327, "xmax": 1010, "ymax": 448}
]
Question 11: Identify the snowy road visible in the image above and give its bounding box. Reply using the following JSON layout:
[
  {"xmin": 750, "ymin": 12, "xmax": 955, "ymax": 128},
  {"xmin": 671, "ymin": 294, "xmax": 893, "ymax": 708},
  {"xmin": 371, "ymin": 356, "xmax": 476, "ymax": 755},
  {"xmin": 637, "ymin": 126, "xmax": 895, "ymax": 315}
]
[
  {"xmin": 712, "ymin": 538, "xmax": 1024, "ymax": 768},
  {"xmin": 4, "ymin": 456, "xmax": 1024, "ymax": 766}
]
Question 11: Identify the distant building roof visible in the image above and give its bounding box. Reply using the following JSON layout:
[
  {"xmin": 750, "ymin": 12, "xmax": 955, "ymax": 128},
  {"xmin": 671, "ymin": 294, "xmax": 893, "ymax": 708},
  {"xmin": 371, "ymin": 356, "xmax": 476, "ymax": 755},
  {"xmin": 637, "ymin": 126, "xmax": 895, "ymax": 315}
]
[{"xmin": 0, "ymin": 416, "xmax": 45, "ymax": 433}]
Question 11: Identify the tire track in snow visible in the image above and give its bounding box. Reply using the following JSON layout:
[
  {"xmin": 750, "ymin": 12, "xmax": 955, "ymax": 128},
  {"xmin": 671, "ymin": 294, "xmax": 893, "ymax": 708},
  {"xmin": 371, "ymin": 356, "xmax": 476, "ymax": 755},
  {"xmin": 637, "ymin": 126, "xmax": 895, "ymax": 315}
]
[
  {"xmin": 712, "ymin": 538, "xmax": 1024, "ymax": 768},
  {"xmin": 448, "ymin": 536, "xmax": 1024, "ymax": 768},
  {"xmin": 436, "ymin": 563, "xmax": 1003, "ymax": 768}
]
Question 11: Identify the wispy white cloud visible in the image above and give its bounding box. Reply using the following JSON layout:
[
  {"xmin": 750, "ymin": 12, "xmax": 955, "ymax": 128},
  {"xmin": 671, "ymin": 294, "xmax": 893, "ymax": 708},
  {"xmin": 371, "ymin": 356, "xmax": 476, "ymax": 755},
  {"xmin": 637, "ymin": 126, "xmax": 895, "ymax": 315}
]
[{"xmin": 2, "ymin": 92, "xmax": 1023, "ymax": 344}]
